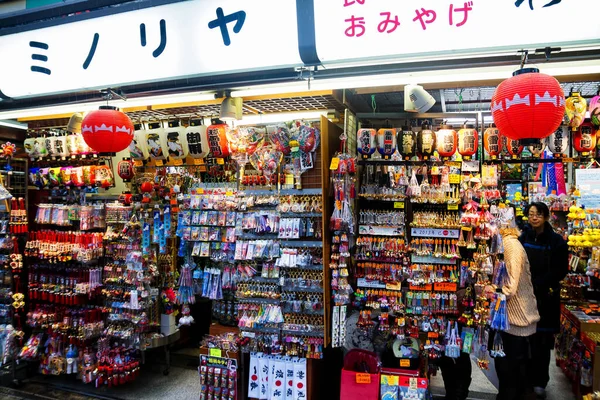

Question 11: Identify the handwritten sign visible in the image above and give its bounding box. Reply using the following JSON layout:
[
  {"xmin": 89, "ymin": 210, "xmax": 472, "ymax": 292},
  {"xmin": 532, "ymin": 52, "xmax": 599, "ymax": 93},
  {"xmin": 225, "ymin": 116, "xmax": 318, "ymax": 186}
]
[
  {"xmin": 447, "ymin": 203, "xmax": 459, "ymax": 211},
  {"xmin": 209, "ymin": 348, "xmax": 222, "ymax": 357},
  {"xmin": 329, "ymin": 157, "xmax": 340, "ymax": 170},
  {"xmin": 394, "ymin": 201, "xmax": 405, "ymax": 209},
  {"xmin": 434, "ymin": 282, "xmax": 458, "ymax": 292},
  {"xmin": 356, "ymin": 373, "xmax": 371, "ymax": 384}
]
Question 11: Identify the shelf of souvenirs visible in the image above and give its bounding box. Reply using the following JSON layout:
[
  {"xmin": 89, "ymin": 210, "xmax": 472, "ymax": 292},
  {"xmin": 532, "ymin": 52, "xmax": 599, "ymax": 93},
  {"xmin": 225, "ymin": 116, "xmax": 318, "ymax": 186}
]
[
  {"xmin": 358, "ymin": 159, "xmax": 461, "ymax": 166},
  {"xmin": 484, "ymin": 156, "xmax": 593, "ymax": 164}
]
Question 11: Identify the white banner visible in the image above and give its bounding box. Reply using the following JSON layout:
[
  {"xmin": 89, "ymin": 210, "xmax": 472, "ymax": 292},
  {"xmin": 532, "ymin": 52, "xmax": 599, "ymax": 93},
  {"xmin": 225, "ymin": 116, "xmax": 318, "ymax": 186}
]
[
  {"xmin": 0, "ymin": 0, "xmax": 301, "ymax": 98},
  {"xmin": 314, "ymin": 0, "xmax": 600, "ymax": 65}
]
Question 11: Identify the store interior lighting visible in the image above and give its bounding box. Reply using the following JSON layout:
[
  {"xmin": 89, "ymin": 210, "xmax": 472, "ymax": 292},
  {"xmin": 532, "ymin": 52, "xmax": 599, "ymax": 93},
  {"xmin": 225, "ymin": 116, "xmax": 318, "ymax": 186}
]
[
  {"xmin": 403, "ymin": 84, "xmax": 436, "ymax": 113},
  {"xmin": 233, "ymin": 110, "xmax": 331, "ymax": 126},
  {"xmin": 219, "ymin": 96, "xmax": 243, "ymax": 121},
  {"xmin": 0, "ymin": 120, "xmax": 28, "ymax": 130}
]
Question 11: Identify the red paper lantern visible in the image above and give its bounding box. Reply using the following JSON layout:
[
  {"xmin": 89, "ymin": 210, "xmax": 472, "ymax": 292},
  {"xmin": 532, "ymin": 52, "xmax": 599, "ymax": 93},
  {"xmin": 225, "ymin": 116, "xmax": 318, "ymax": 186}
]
[
  {"xmin": 376, "ymin": 128, "xmax": 397, "ymax": 159},
  {"xmin": 81, "ymin": 106, "xmax": 134, "ymax": 153},
  {"xmin": 505, "ymin": 137, "xmax": 524, "ymax": 159},
  {"xmin": 140, "ymin": 181, "xmax": 153, "ymax": 193},
  {"xmin": 483, "ymin": 125, "xmax": 502, "ymax": 159},
  {"xmin": 357, "ymin": 128, "xmax": 377, "ymax": 159},
  {"xmin": 573, "ymin": 120, "xmax": 597, "ymax": 157},
  {"xmin": 206, "ymin": 123, "xmax": 231, "ymax": 158},
  {"xmin": 117, "ymin": 159, "xmax": 134, "ymax": 182},
  {"xmin": 457, "ymin": 125, "xmax": 478, "ymax": 160},
  {"xmin": 417, "ymin": 122, "xmax": 436, "ymax": 160},
  {"xmin": 435, "ymin": 125, "xmax": 457, "ymax": 160},
  {"xmin": 491, "ymin": 68, "xmax": 565, "ymax": 142}
]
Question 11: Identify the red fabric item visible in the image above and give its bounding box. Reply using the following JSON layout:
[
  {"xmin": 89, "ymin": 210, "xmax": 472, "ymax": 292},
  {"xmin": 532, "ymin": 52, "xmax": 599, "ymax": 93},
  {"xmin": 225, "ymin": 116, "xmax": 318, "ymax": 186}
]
[{"xmin": 339, "ymin": 369, "xmax": 380, "ymax": 400}]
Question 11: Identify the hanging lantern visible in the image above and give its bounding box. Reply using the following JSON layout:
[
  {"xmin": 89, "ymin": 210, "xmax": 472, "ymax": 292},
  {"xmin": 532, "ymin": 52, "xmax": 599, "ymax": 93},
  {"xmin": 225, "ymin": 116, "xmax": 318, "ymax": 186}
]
[
  {"xmin": 67, "ymin": 112, "xmax": 83, "ymax": 134},
  {"xmin": 546, "ymin": 125, "xmax": 570, "ymax": 158},
  {"xmin": 505, "ymin": 137, "xmax": 524, "ymax": 159},
  {"xmin": 52, "ymin": 135, "xmax": 69, "ymax": 158},
  {"xmin": 165, "ymin": 120, "xmax": 189, "ymax": 160},
  {"xmin": 435, "ymin": 125, "xmax": 457, "ymax": 160},
  {"xmin": 565, "ymin": 91, "xmax": 587, "ymax": 130},
  {"xmin": 357, "ymin": 128, "xmax": 377, "ymax": 159},
  {"xmin": 145, "ymin": 122, "xmax": 168, "ymax": 161},
  {"xmin": 491, "ymin": 68, "xmax": 565, "ymax": 142},
  {"xmin": 528, "ymin": 139, "xmax": 546, "ymax": 158},
  {"xmin": 129, "ymin": 123, "xmax": 149, "ymax": 161},
  {"xmin": 398, "ymin": 127, "xmax": 417, "ymax": 161},
  {"xmin": 483, "ymin": 125, "xmax": 502, "ymax": 160},
  {"xmin": 24, "ymin": 137, "xmax": 38, "ymax": 159},
  {"xmin": 81, "ymin": 106, "xmax": 134, "ymax": 153},
  {"xmin": 376, "ymin": 128, "xmax": 397, "ymax": 160},
  {"xmin": 457, "ymin": 124, "xmax": 478, "ymax": 160},
  {"xmin": 140, "ymin": 181, "xmax": 154, "ymax": 193},
  {"xmin": 186, "ymin": 119, "xmax": 209, "ymax": 159},
  {"xmin": 117, "ymin": 158, "xmax": 134, "ymax": 182},
  {"xmin": 206, "ymin": 121, "xmax": 231, "ymax": 158},
  {"xmin": 35, "ymin": 137, "xmax": 48, "ymax": 159},
  {"xmin": 589, "ymin": 93, "xmax": 600, "ymax": 127},
  {"xmin": 417, "ymin": 122, "xmax": 436, "ymax": 160},
  {"xmin": 573, "ymin": 120, "xmax": 597, "ymax": 157}
]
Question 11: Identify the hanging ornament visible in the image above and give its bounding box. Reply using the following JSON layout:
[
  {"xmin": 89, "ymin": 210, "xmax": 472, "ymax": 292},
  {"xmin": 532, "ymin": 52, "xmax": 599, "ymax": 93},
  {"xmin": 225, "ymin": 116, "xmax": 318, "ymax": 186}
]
[
  {"xmin": 565, "ymin": 91, "xmax": 587, "ymax": 130},
  {"xmin": 24, "ymin": 137, "xmax": 38, "ymax": 159},
  {"xmin": 589, "ymin": 92, "xmax": 600, "ymax": 127},
  {"xmin": 117, "ymin": 159, "xmax": 134, "ymax": 182},
  {"xmin": 165, "ymin": 120, "xmax": 189, "ymax": 160},
  {"xmin": 376, "ymin": 128, "xmax": 397, "ymax": 160},
  {"xmin": 81, "ymin": 106, "xmax": 134, "ymax": 153},
  {"xmin": 206, "ymin": 121, "xmax": 231, "ymax": 158},
  {"xmin": 573, "ymin": 120, "xmax": 597, "ymax": 157},
  {"xmin": 357, "ymin": 128, "xmax": 377, "ymax": 159},
  {"xmin": 528, "ymin": 139, "xmax": 546, "ymax": 158},
  {"xmin": 491, "ymin": 68, "xmax": 565, "ymax": 142},
  {"xmin": 483, "ymin": 124, "xmax": 502, "ymax": 160},
  {"xmin": 398, "ymin": 126, "xmax": 417, "ymax": 161},
  {"xmin": 505, "ymin": 137, "xmax": 524, "ymax": 159},
  {"xmin": 436, "ymin": 125, "xmax": 458, "ymax": 160},
  {"xmin": 145, "ymin": 122, "xmax": 168, "ymax": 161},
  {"xmin": 457, "ymin": 124, "xmax": 478, "ymax": 160},
  {"xmin": 186, "ymin": 119, "xmax": 209, "ymax": 159},
  {"xmin": 129, "ymin": 123, "xmax": 149, "ymax": 161},
  {"xmin": 546, "ymin": 125, "xmax": 570, "ymax": 158},
  {"xmin": 417, "ymin": 122, "xmax": 436, "ymax": 161}
]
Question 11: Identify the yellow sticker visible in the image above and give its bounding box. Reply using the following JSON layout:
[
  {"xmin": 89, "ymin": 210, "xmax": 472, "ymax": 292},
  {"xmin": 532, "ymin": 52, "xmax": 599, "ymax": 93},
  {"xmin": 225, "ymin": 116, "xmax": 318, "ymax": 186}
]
[
  {"xmin": 448, "ymin": 203, "xmax": 459, "ymax": 211},
  {"xmin": 394, "ymin": 202, "xmax": 405, "ymax": 209},
  {"xmin": 193, "ymin": 158, "xmax": 204, "ymax": 165},
  {"xmin": 329, "ymin": 157, "xmax": 340, "ymax": 170},
  {"xmin": 225, "ymin": 190, "xmax": 233, "ymax": 197},
  {"xmin": 173, "ymin": 159, "xmax": 184, "ymax": 166},
  {"xmin": 400, "ymin": 359, "xmax": 411, "ymax": 367},
  {"xmin": 356, "ymin": 373, "xmax": 371, "ymax": 384},
  {"xmin": 563, "ymin": 158, "xmax": 575, "ymax": 163},
  {"xmin": 449, "ymin": 174, "xmax": 461, "ymax": 184},
  {"xmin": 216, "ymin": 158, "xmax": 225, "ymax": 165},
  {"xmin": 197, "ymin": 188, "xmax": 205, "ymax": 195},
  {"xmin": 133, "ymin": 160, "xmax": 144, "ymax": 167},
  {"xmin": 209, "ymin": 348, "xmax": 222, "ymax": 358},
  {"xmin": 155, "ymin": 159, "xmax": 164, "ymax": 167},
  {"xmin": 430, "ymin": 166, "xmax": 440, "ymax": 175}
]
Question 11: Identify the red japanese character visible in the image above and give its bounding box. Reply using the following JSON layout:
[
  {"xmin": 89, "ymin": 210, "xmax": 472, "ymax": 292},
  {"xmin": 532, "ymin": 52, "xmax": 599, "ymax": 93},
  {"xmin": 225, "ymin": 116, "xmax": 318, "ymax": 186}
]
[
  {"xmin": 344, "ymin": 0, "xmax": 365, "ymax": 6},
  {"xmin": 413, "ymin": 8, "xmax": 437, "ymax": 31},
  {"xmin": 449, "ymin": 1, "xmax": 474, "ymax": 27},
  {"xmin": 378, "ymin": 12, "xmax": 401, "ymax": 33},
  {"xmin": 345, "ymin": 15, "xmax": 366, "ymax": 37}
]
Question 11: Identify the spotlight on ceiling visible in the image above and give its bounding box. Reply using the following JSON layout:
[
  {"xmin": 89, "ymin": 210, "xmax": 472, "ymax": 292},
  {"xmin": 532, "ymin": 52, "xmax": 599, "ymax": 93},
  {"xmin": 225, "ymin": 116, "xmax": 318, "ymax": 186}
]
[
  {"xmin": 220, "ymin": 96, "xmax": 243, "ymax": 121},
  {"xmin": 404, "ymin": 84, "xmax": 435, "ymax": 113}
]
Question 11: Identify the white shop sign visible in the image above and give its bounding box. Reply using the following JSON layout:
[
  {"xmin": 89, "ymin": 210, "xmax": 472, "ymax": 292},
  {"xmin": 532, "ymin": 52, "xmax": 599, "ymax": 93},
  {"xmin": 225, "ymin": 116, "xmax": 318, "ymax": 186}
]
[
  {"xmin": 411, "ymin": 227, "xmax": 460, "ymax": 239},
  {"xmin": 576, "ymin": 169, "xmax": 600, "ymax": 209},
  {"xmin": 0, "ymin": 0, "xmax": 301, "ymax": 98},
  {"xmin": 314, "ymin": 0, "xmax": 600, "ymax": 65}
]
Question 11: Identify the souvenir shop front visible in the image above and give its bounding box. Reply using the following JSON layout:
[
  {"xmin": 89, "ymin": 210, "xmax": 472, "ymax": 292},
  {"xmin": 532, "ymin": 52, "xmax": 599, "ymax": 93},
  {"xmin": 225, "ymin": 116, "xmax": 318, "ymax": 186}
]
[{"xmin": 0, "ymin": 1, "xmax": 600, "ymax": 400}]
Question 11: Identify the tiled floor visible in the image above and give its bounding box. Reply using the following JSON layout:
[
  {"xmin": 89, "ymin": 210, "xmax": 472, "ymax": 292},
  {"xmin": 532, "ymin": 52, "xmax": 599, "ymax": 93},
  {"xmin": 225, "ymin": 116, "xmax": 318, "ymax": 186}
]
[{"xmin": 0, "ymin": 351, "xmax": 578, "ymax": 399}]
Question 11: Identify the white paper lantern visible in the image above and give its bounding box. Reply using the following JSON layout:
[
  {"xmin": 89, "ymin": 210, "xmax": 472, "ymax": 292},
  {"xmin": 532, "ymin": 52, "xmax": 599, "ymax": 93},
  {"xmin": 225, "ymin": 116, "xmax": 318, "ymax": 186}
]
[
  {"xmin": 546, "ymin": 125, "xmax": 570, "ymax": 158},
  {"xmin": 129, "ymin": 123, "xmax": 149, "ymax": 160},
  {"xmin": 164, "ymin": 120, "xmax": 189, "ymax": 160},
  {"xmin": 186, "ymin": 119, "xmax": 209, "ymax": 159},
  {"xmin": 145, "ymin": 121, "xmax": 168, "ymax": 160}
]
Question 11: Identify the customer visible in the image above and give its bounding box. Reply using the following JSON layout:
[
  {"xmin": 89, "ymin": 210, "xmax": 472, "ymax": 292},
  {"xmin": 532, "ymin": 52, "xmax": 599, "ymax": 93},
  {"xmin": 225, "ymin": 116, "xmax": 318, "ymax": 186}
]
[
  {"xmin": 519, "ymin": 202, "xmax": 569, "ymax": 399},
  {"xmin": 486, "ymin": 208, "xmax": 540, "ymax": 400}
]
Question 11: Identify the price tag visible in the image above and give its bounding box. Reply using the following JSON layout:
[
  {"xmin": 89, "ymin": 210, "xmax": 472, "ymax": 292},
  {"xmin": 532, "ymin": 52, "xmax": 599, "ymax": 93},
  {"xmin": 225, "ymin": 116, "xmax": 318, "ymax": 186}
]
[
  {"xmin": 193, "ymin": 158, "xmax": 204, "ymax": 165},
  {"xmin": 173, "ymin": 159, "xmax": 184, "ymax": 166},
  {"xmin": 449, "ymin": 174, "xmax": 461, "ymax": 184},
  {"xmin": 134, "ymin": 160, "xmax": 144, "ymax": 167},
  {"xmin": 197, "ymin": 188, "xmax": 205, "ymax": 195},
  {"xmin": 400, "ymin": 359, "xmax": 411, "ymax": 367},
  {"xmin": 428, "ymin": 332, "xmax": 439, "ymax": 339},
  {"xmin": 329, "ymin": 157, "xmax": 340, "ymax": 170},
  {"xmin": 430, "ymin": 166, "xmax": 440, "ymax": 175},
  {"xmin": 563, "ymin": 157, "xmax": 575, "ymax": 163},
  {"xmin": 434, "ymin": 282, "xmax": 458, "ymax": 292},
  {"xmin": 355, "ymin": 373, "xmax": 371, "ymax": 384},
  {"xmin": 461, "ymin": 226, "xmax": 472, "ymax": 232},
  {"xmin": 409, "ymin": 377, "xmax": 418, "ymax": 390},
  {"xmin": 155, "ymin": 159, "xmax": 164, "ymax": 167},
  {"xmin": 216, "ymin": 158, "xmax": 225, "ymax": 165},
  {"xmin": 225, "ymin": 190, "xmax": 233, "ymax": 197},
  {"xmin": 209, "ymin": 348, "xmax": 222, "ymax": 357},
  {"xmin": 386, "ymin": 282, "xmax": 401, "ymax": 291},
  {"xmin": 516, "ymin": 208, "xmax": 524, "ymax": 217},
  {"xmin": 394, "ymin": 202, "xmax": 405, "ymax": 209},
  {"xmin": 447, "ymin": 203, "xmax": 459, "ymax": 211}
]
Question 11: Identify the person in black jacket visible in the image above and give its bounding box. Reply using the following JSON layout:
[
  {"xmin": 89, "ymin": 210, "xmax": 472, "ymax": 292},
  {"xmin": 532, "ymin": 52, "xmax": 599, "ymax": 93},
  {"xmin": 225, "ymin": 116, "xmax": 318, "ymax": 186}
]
[{"xmin": 519, "ymin": 202, "xmax": 569, "ymax": 399}]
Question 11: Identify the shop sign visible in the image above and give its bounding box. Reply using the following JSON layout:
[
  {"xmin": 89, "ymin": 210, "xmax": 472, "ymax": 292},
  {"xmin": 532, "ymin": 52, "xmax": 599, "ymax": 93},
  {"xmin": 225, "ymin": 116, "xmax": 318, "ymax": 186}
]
[
  {"xmin": 410, "ymin": 227, "xmax": 460, "ymax": 239},
  {"xmin": 313, "ymin": 0, "xmax": 600, "ymax": 66},
  {"xmin": 576, "ymin": 169, "xmax": 600, "ymax": 209},
  {"xmin": 0, "ymin": 0, "xmax": 301, "ymax": 98}
]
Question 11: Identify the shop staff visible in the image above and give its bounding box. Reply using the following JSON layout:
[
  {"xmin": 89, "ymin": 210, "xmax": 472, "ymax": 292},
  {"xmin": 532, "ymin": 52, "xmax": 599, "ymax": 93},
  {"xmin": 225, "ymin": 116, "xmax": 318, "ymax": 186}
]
[{"xmin": 520, "ymin": 202, "xmax": 569, "ymax": 399}]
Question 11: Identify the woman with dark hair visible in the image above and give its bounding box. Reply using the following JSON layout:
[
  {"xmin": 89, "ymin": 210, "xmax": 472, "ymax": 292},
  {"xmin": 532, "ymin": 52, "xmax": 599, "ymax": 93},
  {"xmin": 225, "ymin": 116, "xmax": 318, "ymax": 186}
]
[{"xmin": 519, "ymin": 202, "xmax": 569, "ymax": 399}]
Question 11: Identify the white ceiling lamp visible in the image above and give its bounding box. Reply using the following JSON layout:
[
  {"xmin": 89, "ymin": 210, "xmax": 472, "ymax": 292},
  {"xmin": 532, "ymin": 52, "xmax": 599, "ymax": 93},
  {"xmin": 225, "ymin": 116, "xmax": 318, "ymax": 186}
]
[
  {"xmin": 404, "ymin": 84, "xmax": 435, "ymax": 113},
  {"xmin": 220, "ymin": 96, "xmax": 243, "ymax": 121}
]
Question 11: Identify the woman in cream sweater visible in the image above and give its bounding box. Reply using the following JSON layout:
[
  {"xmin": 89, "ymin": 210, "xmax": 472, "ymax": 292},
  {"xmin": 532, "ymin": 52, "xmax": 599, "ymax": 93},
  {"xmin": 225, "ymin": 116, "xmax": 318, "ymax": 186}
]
[{"xmin": 487, "ymin": 210, "xmax": 540, "ymax": 400}]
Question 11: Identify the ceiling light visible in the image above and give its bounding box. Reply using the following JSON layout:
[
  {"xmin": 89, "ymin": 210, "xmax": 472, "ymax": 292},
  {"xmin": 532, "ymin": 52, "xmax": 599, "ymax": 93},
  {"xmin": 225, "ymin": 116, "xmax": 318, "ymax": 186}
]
[
  {"xmin": 234, "ymin": 110, "xmax": 330, "ymax": 126},
  {"xmin": 0, "ymin": 120, "xmax": 28, "ymax": 130},
  {"xmin": 220, "ymin": 96, "xmax": 243, "ymax": 121},
  {"xmin": 404, "ymin": 84, "xmax": 435, "ymax": 113}
]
